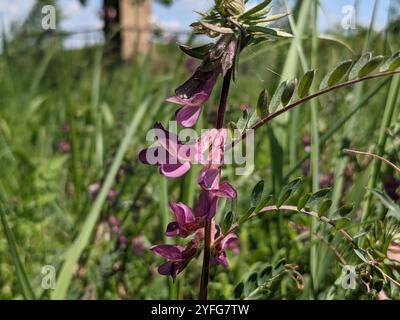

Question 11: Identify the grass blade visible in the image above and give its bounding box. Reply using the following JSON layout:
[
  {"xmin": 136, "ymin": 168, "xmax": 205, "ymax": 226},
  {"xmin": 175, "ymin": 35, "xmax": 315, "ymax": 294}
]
[
  {"xmin": 52, "ymin": 97, "xmax": 150, "ymax": 299},
  {"xmin": 0, "ymin": 203, "xmax": 35, "ymax": 300}
]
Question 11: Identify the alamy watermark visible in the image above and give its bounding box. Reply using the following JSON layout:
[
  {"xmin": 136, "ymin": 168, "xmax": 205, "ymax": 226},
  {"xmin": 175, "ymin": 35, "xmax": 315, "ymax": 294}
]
[
  {"xmin": 341, "ymin": 265, "xmax": 357, "ymax": 290},
  {"xmin": 41, "ymin": 5, "xmax": 56, "ymax": 30},
  {"xmin": 41, "ymin": 265, "xmax": 56, "ymax": 290},
  {"xmin": 341, "ymin": 5, "xmax": 357, "ymax": 30}
]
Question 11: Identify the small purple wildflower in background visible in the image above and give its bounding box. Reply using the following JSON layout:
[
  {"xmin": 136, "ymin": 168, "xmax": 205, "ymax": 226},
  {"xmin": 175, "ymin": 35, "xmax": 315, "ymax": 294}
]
[
  {"xmin": 88, "ymin": 181, "xmax": 101, "ymax": 198},
  {"xmin": 303, "ymin": 134, "xmax": 311, "ymax": 153},
  {"xmin": 106, "ymin": 189, "xmax": 118, "ymax": 202},
  {"xmin": 108, "ymin": 214, "xmax": 121, "ymax": 234},
  {"xmin": 131, "ymin": 236, "xmax": 147, "ymax": 256},
  {"xmin": 118, "ymin": 235, "xmax": 128, "ymax": 247},
  {"xmin": 319, "ymin": 173, "xmax": 334, "ymax": 189},
  {"xmin": 57, "ymin": 141, "xmax": 71, "ymax": 154},
  {"xmin": 88, "ymin": 181, "xmax": 118, "ymax": 202},
  {"xmin": 62, "ymin": 122, "xmax": 70, "ymax": 133}
]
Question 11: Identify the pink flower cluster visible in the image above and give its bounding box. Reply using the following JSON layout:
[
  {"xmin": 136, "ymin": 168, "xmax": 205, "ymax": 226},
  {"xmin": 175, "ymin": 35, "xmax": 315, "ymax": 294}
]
[
  {"xmin": 140, "ymin": 124, "xmax": 239, "ymax": 280},
  {"xmin": 139, "ymin": 35, "xmax": 240, "ymax": 280}
]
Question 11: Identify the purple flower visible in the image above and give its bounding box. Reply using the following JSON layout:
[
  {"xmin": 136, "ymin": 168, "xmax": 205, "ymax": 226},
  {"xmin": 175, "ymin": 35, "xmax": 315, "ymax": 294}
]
[
  {"xmin": 211, "ymin": 232, "xmax": 240, "ymax": 267},
  {"xmin": 196, "ymin": 182, "xmax": 237, "ymax": 219},
  {"xmin": 166, "ymin": 36, "xmax": 238, "ymax": 128},
  {"xmin": 151, "ymin": 239, "xmax": 200, "ymax": 281},
  {"xmin": 139, "ymin": 125, "xmax": 228, "ymax": 180},
  {"xmin": 303, "ymin": 134, "xmax": 311, "ymax": 153},
  {"xmin": 62, "ymin": 122, "xmax": 70, "ymax": 133},
  {"xmin": 166, "ymin": 202, "xmax": 205, "ymax": 238},
  {"xmin": 139, "ymin": 123, "xmax": 194, "ymax": 178},
  {"xmin": 167, "ymin": 69, "xmax": 219, "ymax": 128},
  {"xmin": 118, "ymin": 235, "xmax": 128, "ymax": 247},
  {"xmin": 107, "ymin": 189, "xmax": 118, "ymax": 202},
  {"xmin": 132, "ymin": 236, "xmax": 147, "ymax": 255},
  {"xmin": 88, "ymin": 181, "xmax": 101, "ymax": 197},
  {"xmin": 57, "ymin": 141, "xmax": 71, "ymax": 154}
]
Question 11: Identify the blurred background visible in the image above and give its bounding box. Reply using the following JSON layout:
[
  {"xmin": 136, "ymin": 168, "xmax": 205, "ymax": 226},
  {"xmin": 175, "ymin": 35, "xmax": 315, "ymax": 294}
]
[{"xmin": 0, "ymin": 0, "xmax": 399, "ymax": 300}]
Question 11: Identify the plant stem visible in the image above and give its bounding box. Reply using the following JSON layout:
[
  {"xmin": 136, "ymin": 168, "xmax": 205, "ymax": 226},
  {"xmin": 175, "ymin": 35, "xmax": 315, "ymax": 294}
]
[
  {"xmin": 216, "ymin": 68, "xmax": 233, "ymax": 130},
  {"xmin": 199, "ymin": 68, "xmax": 233, "ymax": 300}
]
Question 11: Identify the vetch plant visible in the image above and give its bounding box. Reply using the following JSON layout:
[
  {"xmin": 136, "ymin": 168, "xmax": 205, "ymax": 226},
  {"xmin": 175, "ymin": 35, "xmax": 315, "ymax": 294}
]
[{"xmin": 139, "ymin": 0, "xmax": 400, "ymax": 299}]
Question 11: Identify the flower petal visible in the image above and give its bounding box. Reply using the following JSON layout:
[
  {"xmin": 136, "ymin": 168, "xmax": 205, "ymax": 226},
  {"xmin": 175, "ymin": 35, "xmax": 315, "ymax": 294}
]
[
  {"xmin": 220, "ymin": 233, "xmax": 239, "ymax": 251},
  {"xmin": 176, "ymin": 106, "xmax": 202, "ymax": 128},
  {"xmin": 139, "ymin": 147, "xmax": 162, "ymax": 165},
  {"xmin": 160, "ymin": 162, "xmax": 191, "ymax": 178},
  {"xmin": 169, "ymin": 203, "xmax": 195, "ymax": 226},
  {"xmin": 196, "ymin": 191, "xmax": 218, "ymax": 218},
  {"xmin": 198, "ymin": 166, "xmax": 220, "ymax": 190},
  {"xmin": 213, "ymin": 181, "xmax": 237, "ymax": 199},
  {"xmin": 151, "ymin": 244, "xmax": 184, "ymax": 261},
  {"xmin": 158, "ymin": 262, "xmax": 173, "ymax": 276},
  {"xmin": 165, "ymin": 222, "xmax": 181, "ymax": 237}
]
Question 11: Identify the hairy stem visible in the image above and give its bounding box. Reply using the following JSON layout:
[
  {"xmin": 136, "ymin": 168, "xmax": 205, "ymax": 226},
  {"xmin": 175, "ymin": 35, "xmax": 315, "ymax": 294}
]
[{"xmin": 199, "ymin": 68, "xmax": 233, "ymax": 300}]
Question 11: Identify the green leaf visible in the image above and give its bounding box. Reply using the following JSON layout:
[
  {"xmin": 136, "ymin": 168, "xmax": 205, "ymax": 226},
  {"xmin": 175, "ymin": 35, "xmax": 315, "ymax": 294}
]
[
  {"xmin": 320, "ymin": 60, "xmax": 353, "ymax": 89},
  {"xmin": 239, "ymin": 0, "xmax": 272, "ymax": 19},
  {"xmin": 297, "ymin": 193, "xmax": 311, "ymax": 210},
  {"xmin": 335, "ymin": 204, "xmax": 354, "ymax": 217},
  {"xmin": 178, "ymin": 43, "xmax": 214, "ymax": 59},
  {"xmin": 388, "ymin": 54, "xmax": 400, "ymax": 71},
  {"xmin": 258, "ymin": 264, "xmax": 273, "ymax": 284},
  {"xmin": 380, "ymin": 52, "xmax": 400, "ymax": 72},
  {"xmin": 297, "ymin": 70, "xmax": 315, "ymax": 98},
  {"xmin": 269, "ymin": 81, "xmax": 286, "ymax": 113},
  {"xmin": 228, "ymin": 121, "xmax": 237, "ymax": 140},
  {"xmin": 272, "ymin": 258, "xmax": 286, "ymax": 276},
  {"xmin": 251, "ymin": 180, "xmax": 265, "ymax": 207},
  {"xmin": 222, "ymin": 211, "xmax": 235, "ymax": 234},
  {"xmin": 239, "ymin": 206, "xmax": 256, "ymax": 224},
  {"xmin": 309, "ymin": 188, "xmax": 331, "ymax": 204},
  {"xmin": 199, "ymin": 21, "xmax": 234, "ymax": 34},
  {"xmin": 354, "ymin": 249, "xmax": 369, "ymax": 263},
  {"xmin": 278, "ymin": 177, "xmax": 303, "ymax": 207},
  {"xmin": 236, "ymin": 109, "xmax": 249, "ymax": 131},
  {"xmin": 370, "ymin": 189, "xmax": 400, "ymax": 221},
  {"xmin": 245, "ymin": 272, "xmax": 259, "ymax": 296},
  {"xmin": 254, "ymin": 195, "xmax": 273, "ymax": 214},
  {"xmin": 349, "ymin": 52, "xmax": 372, "ymax": 80},
  {"xmin": 281, "ymin": 79, "xmax": 297, "ymax": 106},
  {"xmin": 333, "ymin": 217, "xmax": 351, "ymax": 230},
  {"xmin": 285, "ymin": 177, "xmax": 303, "ymax": 191},
  {"xmin": 256, "ymin": 89, "xmax": 269, "ymax": 118},
  {"xmin": 246, "ymin": 26, "xmax": 293, "ymax": 38},
  {"xmin": 318, "ymin": 199, "xmax": 332, "ymax": 217},
  {"xmin": 358, "ymin": 55, "xmax": 385, "ymax": 78},
  {"xmin": 247, "ymin": 111, "xmax": 260, "ymax": 128},
  {"xmin": 233, "ymin": 282, "xmax": 244, "ymax": 299},
  {"xmin": 278, "ymin": 189, "xmax": 291, "ymax": 207}
]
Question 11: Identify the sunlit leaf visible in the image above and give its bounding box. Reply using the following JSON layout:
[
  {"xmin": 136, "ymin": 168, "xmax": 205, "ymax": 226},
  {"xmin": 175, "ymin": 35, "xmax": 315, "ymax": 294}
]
[
  {"xmin": 349, "ymin": 52, "xmax": 372, "ymax": 80},
  {"xmin": 297, "ymin": 70, "xmax": 315, "ymax": 98},
  {"xmin": 358, "ymin": 55, "xmax": 384, "ymax": 78}
]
